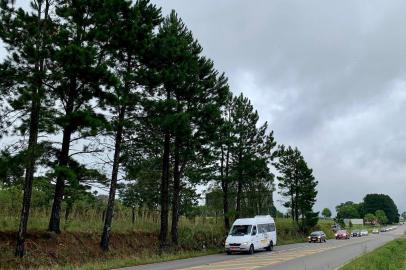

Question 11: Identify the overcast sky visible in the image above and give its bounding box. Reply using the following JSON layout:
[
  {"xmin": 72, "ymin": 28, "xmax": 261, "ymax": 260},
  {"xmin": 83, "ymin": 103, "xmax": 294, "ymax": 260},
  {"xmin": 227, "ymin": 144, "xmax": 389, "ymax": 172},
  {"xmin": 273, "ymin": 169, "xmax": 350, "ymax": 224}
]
[
  {"xmin": 151, "ymin": 0, "xmax": 406, "ymax": 214},
  {"xmin": 1, "ymin": 1, "xmax": 406, "ymax": 215}
]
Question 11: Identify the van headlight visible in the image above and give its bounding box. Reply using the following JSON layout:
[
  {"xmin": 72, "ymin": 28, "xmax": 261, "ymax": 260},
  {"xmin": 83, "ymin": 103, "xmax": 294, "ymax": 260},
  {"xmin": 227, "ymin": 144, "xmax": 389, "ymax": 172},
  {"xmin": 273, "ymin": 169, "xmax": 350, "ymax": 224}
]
[{"xmin": 242, "ymin": 242, "xmax": 248, "ymax": 246}]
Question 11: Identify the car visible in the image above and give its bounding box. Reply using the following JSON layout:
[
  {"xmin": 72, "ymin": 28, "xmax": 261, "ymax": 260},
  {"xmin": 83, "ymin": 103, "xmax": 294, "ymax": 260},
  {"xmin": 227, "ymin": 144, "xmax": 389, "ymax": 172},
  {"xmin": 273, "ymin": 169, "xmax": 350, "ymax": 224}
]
[
  {"xmin": 372, "ymin": 228, "xmax": 379, "ymax": 234},
  {"xmin": 335, "ymin": 230, "xmax": 350, "ymax": 240},
  {"xmin": 331, "ymin": 224, "xmax": 341, "ymax": 232},
  {"xmin": 380, "ymin": 227, "xmax": 387, "ymax": 232},
  {"xmin": 308, "ymin": 231, "xmax": 327, "ymax": 243},
  {"xmin": 351, "ymin": 230, "xmax": 361, "ymax": 237},
  {"xmin": 225, "ymin": 215, "xmax": 277, "ymax": 255},
  {"xmin": 360, "ymin": 230, "xmax": 368, "ymax": 236}
]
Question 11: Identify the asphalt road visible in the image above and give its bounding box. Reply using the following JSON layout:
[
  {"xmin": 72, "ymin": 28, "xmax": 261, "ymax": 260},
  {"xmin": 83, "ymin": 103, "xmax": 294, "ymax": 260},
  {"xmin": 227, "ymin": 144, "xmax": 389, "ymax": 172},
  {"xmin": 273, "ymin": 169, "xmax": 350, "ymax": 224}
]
[{"xmin": 118, "ymin": 225, "xmax": 405, "ymax": 270}]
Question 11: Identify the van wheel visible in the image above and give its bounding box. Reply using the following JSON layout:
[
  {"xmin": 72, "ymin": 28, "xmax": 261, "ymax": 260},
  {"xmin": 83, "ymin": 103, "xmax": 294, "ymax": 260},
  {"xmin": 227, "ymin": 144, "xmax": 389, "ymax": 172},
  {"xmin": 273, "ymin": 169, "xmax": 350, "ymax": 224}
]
[
  {"xmin": 248, "ymin": 245, "xmax": 254, "ymax": 255},
  {"xmin": 266, "ymin": 241, "xmax": 273, "ymax": 251}
]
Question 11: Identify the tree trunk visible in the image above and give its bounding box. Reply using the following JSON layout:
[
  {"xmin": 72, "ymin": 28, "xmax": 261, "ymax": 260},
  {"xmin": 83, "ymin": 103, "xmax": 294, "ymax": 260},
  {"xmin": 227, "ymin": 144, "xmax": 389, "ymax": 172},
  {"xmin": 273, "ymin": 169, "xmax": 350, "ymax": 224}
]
[
  {"xmin": 235, "ymin": 149, "xmax": 243, "ymax": 219},
  {"xmin": 290, "ymin": 190, "xmax": 295, "ymax": 221},
  {"xmin": 159, "ymin": 129, "xmax": 170, "ymax": 248},
  {"xmin": 159, "ymin": 88, "xmax": 171, "ymax": 249},
  {"xmin": 171, "ymin": 136, "xmax": 181, "ymax": 245},
  {"xmin": 100, "ymin": 105, "xmax": 126, "ymax": 251},
  {"xmin": 221, "ymin": 144, "xmax": 230, "ymax": 231},
  {"xmin": 49, "ymin": 72, "xmax": 76, "ymax": 233},
  {"xmin": 48, "ymin": 124, "xmax": 73, "ymax": 233},
  {"xmin": 236, "ymin": 180, "xmax": 242, "ymax": 219},
  {"xmin": 15, "ymin": 73, "xmax": 41, "ymax": 258},
  {"xmin": 15, "ymin": 0, "xmax": 49, "ymax": 257},
  {"xmin": 294, "ymin": 173, "xmax": 299, "ymax": 223}
]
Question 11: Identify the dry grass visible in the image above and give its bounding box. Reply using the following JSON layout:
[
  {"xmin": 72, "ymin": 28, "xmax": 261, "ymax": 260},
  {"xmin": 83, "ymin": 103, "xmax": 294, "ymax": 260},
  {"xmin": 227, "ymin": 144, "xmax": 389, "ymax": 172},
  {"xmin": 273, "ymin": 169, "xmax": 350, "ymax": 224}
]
[{"xmin": 0, "ymin": 207, "xmax": 334, "ymax": 269}]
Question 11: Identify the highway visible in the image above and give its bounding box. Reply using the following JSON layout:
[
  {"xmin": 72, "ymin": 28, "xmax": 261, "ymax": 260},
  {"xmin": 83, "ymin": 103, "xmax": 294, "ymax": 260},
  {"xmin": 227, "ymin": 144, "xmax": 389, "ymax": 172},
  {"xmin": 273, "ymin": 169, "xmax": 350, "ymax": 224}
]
[{"xmin": 119, "ymin": 225, "xmax": 404, "ymax": 270}]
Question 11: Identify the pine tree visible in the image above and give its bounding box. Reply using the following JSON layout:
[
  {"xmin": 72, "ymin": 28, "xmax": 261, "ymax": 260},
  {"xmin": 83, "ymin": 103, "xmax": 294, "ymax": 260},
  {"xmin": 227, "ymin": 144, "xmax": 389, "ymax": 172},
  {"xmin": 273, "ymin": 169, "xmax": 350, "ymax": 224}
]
[
  {"xmin": 170, "ymin": 63, "xmax": 228, "ymax": 244},
  {"xmin": 142, "ymin": 10, "xmax": 229, "ymax": 246},
  {"xmin": 0, "ymin": 0, "xmax": 55, "ymax": 257},
  {"xmin": 145, "ymin": 11, "xmax": 201, "ymax": 248},
  {"xmin": 275, "ymin": 145, "xmax": 318, "ymax": 230},
  {"xmin": 274, "ymin": 145, "xmax": 301, "ymax": 221},
  {"xmin": 296, "ymin": 158, "xmax": 318, "ymax": 231},
  {"xmin": 215, "ymin": 92, "xmax": 234, "ymax": 230},
  {"xmin": 230, "ymin": 94, "xmax": 273, "ymax": 219},
  {"xmin": 47, "ymin": 0, "xmax": 111, "ymax": 233},
  {"xmin": 96, "ymin": 0, "xmax": 162, "ymax": 251}
]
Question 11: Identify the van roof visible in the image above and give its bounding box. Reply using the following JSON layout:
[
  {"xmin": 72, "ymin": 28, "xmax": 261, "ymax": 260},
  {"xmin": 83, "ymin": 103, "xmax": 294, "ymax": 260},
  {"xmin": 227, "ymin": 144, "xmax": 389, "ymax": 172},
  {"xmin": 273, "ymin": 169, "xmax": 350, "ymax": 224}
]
[{"xmin": 232, "ymin": 215, "xmax": 274, "ymax": 226}]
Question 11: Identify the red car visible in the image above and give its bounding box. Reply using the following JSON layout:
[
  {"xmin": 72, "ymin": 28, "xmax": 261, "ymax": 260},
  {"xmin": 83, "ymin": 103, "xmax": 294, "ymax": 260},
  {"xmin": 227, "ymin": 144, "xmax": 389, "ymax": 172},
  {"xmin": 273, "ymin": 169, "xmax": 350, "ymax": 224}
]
[{"xmin": 335, "ymin": 230, "xmax": 350, "ymax": 240}]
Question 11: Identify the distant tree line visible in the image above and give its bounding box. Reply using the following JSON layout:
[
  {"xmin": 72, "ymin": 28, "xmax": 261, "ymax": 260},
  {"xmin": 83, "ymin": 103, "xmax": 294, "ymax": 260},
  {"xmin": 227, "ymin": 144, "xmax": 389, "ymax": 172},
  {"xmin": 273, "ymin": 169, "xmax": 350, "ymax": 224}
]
[
  {"xmin": 0, "ymin": 0, "xmax": 319, "ymax": 257},
  {"xmin": 335, "ymin": 194, "xmax": 399, "ymax": 225}
]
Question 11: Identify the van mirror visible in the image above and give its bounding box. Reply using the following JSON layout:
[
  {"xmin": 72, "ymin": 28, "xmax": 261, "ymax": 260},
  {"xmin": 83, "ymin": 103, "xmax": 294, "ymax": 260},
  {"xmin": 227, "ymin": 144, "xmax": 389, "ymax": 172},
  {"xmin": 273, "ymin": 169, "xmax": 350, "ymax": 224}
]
[{"xmin": 251, "ymin": 227, "xmax": 257, "ymax": 236}]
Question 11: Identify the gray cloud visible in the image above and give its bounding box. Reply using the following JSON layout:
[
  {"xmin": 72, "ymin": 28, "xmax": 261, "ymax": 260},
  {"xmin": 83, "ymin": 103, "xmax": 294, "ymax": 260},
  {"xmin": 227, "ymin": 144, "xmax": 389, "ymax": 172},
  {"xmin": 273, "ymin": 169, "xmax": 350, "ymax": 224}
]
[
  {"xmin": 2, "ymin": 1, "xmax": 405, "ymax": 215},
  {"xmin": 153, "ymin": 0, "xmax": 406, "ymax": 213}
]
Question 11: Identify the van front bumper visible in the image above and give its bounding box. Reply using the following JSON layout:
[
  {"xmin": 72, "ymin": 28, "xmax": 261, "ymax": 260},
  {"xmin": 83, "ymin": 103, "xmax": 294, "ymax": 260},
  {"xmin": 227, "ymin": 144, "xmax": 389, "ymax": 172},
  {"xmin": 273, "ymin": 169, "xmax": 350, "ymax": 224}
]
[{"xmin": 225, "ymin": 243, "xmax": 250, "ymax": 252}]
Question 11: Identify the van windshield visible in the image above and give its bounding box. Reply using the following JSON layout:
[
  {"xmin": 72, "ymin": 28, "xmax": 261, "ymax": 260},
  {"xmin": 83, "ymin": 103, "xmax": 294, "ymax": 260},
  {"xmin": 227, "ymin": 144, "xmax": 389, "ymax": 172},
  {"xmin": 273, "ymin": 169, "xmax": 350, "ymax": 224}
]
[{"xmin": 229, "ymin": 225, "xmax": 252, "ymax": 236}]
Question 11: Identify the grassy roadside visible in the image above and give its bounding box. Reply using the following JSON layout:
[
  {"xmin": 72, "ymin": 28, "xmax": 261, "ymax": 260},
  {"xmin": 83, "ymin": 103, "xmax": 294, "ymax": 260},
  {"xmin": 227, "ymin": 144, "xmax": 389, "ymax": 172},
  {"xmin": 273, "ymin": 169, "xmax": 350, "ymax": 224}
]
[
  {"xmin": 0, "ymin": 212, "xmax": 334, "ymax": 270},
  {"xmin": 340, "ymin": 237, "xmax": 406, "ymax": 270}
]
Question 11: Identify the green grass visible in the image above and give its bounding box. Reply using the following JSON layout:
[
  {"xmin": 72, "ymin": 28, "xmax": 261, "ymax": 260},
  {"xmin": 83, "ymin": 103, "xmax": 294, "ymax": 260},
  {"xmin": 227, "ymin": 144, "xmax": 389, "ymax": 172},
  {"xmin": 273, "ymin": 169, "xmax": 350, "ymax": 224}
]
[
  {"xmin": 0, "ymin": 207, "xmax": 334, "ymax": 269},
  {"xmin": 340, "ymin": 237, "xmax": 406, "ymax": 270},
  {"xmin": 0, "ymin": 207, "xmax": 334, "ymax": 246}
]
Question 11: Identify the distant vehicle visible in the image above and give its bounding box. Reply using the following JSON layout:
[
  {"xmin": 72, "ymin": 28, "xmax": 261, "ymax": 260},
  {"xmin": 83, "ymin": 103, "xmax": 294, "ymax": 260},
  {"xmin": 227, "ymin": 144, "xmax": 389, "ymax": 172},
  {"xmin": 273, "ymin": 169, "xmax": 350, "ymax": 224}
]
[
  {"xmin": 335, "ymin": 230, "xmax": 350, "ymax": 240},
  {"xmin": 372, "ymin": 228, "xmax": 379, "ymax": 234},
  {"xmin": 225, "ymin": 215, "xmax": 276, "ymax": 255},
  {"xmin": 380, "ymin": 227, "xmax": 388, "ymax": 232},
  {"xmin": 331, "ymin": 224, "xmax": 341, "ymax": 232},
  {"xmin": 360, "ymin": 230, "xmax": 368, "ymax": 236},
  {"xmin": 351, "ymin": 230, "xmax": 361, "ymax": 237},
  {"xmin": 308, "ymin": 231, "xmax": 327, "ymax": 243}
]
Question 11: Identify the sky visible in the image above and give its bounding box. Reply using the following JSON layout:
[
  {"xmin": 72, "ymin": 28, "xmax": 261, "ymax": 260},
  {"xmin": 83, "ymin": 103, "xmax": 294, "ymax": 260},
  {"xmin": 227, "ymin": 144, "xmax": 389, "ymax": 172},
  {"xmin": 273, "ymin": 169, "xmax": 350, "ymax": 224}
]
[
  {"xmin": 1, "ymin": 1, "xmax": 406, "ymax": 215},
  {"xmin": 150, "ymin": 0, "xmax": 406, "ymax": 214}
]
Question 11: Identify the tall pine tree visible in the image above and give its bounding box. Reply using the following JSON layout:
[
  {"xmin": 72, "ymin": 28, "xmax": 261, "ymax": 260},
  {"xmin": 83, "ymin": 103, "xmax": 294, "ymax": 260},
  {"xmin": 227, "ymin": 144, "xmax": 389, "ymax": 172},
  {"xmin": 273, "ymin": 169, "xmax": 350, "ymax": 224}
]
[
  {"xmin": 0, "ymin": 0, "xmax": 55, "ymax": 257},
  {"xmin": 96, "ymin": 0, "xmax": 162, "ymax": 251},
  {"xmin": 47, "ymin": 0, "xmax": 110, "ymax": 233},
  {"xmin": 275, "ymin": 145, "xmax": 318, "ymax": 230}
]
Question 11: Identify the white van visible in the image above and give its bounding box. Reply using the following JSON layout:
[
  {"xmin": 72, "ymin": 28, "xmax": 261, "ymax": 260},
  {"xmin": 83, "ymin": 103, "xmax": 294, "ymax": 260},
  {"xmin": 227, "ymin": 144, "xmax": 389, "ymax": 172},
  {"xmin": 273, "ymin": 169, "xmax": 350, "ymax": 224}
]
[{"xmin": 225, "ymin": 215, "xmax": 277, "ymax": 255}]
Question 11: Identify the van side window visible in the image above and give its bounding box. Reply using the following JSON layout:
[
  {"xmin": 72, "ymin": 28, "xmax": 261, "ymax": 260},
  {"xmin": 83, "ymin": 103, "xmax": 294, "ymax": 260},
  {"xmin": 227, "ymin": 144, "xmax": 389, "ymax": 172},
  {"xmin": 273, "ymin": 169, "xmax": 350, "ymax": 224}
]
[
  {"xmin": 252, "ymin": 226, "xmax": 257, "ymax": 235},
  {"xmin": 270, "ymin": 223, "xmax": 275, "ymax": 232}
]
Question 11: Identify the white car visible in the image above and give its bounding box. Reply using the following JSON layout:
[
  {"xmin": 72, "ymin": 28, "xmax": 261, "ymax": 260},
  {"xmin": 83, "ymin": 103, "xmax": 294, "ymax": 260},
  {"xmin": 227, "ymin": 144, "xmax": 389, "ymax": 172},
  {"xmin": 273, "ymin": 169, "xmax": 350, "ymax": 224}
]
[
  {"xmin": 225, "ymin": 215, "xmax": 277, "ymax": 255},
  {"xmin": 360, "ymin": 230, "xmax": 368, "ymax": 236}
]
